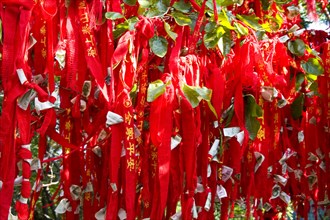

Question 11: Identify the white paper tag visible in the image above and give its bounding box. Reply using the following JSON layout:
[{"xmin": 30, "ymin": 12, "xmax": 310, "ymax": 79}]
[
  {"xmin": 82, "ymin": 81, "xmax": 91, "ymax": 98},
  {"xmin": 17, "ymin": 69, "xmax": 27, "ymax": 84},
  {"xmin": 70, "ymin": 185, "xmax": 82, "ymax": 201},
  {"xmin": 92, "ymin": 146, "xmax": 102, "ymax": 157},
  {"xmin": 207, "ymin": 165, "xmax": 211, "ymax": 178},
  {"xmin": 170, "ymin": 211, "xmax": 182, "ymax": 220},
  {"xmin": 121, "ymin": 145, "xmax": 126, "ymax": 157},
  {"xmin": 0, "ymin": 180, "xmax": 3, "ymax": 190},
  {"xmin": 19, "ymin": 196, "xmax": 28, "ymax": 204},
  {"xmin": 18, "ymin": 89, "xmax": 37, "ymax": 110},
  {"xmin": 263, "ymin": 202, "xmax": 272, "ymax": 212},
  {"xmin": 95, "ymin": 207, "xmax": 106, "ymax": 220},
  {"xmin": 298, "ymin": 131, "xmax": 304, "ymax": 143},
  {"xmin": 110, "ymin": 183, "xmax": 117, "ymax": 192},
  {"xmin": 279, "ymin": 148, "xmax": 296, "ymax": 165},
  {"xmin": 196, "ymin": 183, "xmax": 204, "ymax": 193},
  {"xmin": 270, "ymin": 184, "xmax": 281, "ymax": 199},
  {"xmin": 222, "ymin": 165, "xmax": 233, "ymax": 182},
  {"xmin": 118, "ymin": 208, "xmax": 127, "ymax": 220},
  {"xmin": 192, "ymin": 200, "xmax": 198, "ymax": 219},
  {"xmin": 216, "ymin": 185, "xmax": 227, "ymax": 199},
  {"xmin": 30, "ymin": 158, "xmax": 41, "ymax": 171},
  {"xmin": 274, "ymin": 174, "xmax": 288, "ymax": 186},
  {"xmin": 55, "ymin": 48, "xmax": 66, "ymax": 69},
  {"xmin": 55, "ymin": 198, "xmax": 72, "ymax": 214},
  {"xmin": 254, "ymin": 152, "xmax": 265, "ymax": 173},
  {"xmin": 307, "ymin": 152, "xmax": 318, "ymax": 161},
  {"xmin": 84, "ymin": 182, "xmax": 93, "ymax": 193},
  {"xmin": 293, "ymin": 170, "xmax": 303, "ymax": 181},
  {"xmin": 236, "ymin": 131, "xmax": 244, "ymax": 146},
  {"xmin": 208, "ymin": 139, "xmax": 219, "ymax": 158},
  {"xmin": 204, "ymin": 192, "xmax": 212, "ymax": 211},
  {"xmin": 171, "ymin": 135, "xmax": 182, "ymax": 150},
  {"xmin": 280, "ymin": 191, "xmax": 291, "ymax": 204},
  {"xmin": 278, "ymin": 35, "xmax": 290, "ymax": 43},
  {"xmin": 35, "ymin": 97, "xmax": 54, "ymax": 113},
  {"xmin": 14, "ymin": 176, "xmax": 23, "ymax": 185},
  {"xmin": 223, "ymin": 127, "xmax": 240, "ymax": 137},
  {"xmin": 106, "ymin": 111, "xmax": 124, "ymax": 126}
]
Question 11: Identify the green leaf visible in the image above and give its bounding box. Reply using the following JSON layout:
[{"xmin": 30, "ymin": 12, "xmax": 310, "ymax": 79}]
[
  {"xmin": 290, "ymin": 94, "xmax": 304, "ymax": 120},
  {"xmin": 105, "ymin": 12, "xmax": 124, "ymax": 20},
  {"xmin": 236, "ymin": 14, "xmax": 262, "ymax": 31},
  {"xmin": 218, "ymin": 30, "xmax": 232, "ymax": 57},
  {"xmin": 173, "ymin": 0, "xmax": 191, "ymax": 13},
  {"xmin": 124, "ymin": 0, "xmax": 137, "ymax": 6},
  {"xmin": 204, "ymin": 22, "xmax": 217, "ymax": 33},
  {"xmin": 261, "ymin": 0, "xmax": 271, "ymax": 10},
  {"xmin": 113, "ymin": 17, "xmax": 139, "ymax": 39},
  {"xmin": 182, "ymin": 84, "xmax": 201, "ymax": 108},
  {"xmin": 203, "ymin": 26, "xmax": 225, "ymax": 49},
  {"xmin": 145, "ymin": 1, "xmax": 169, "ymax": 17},
  {"xmin": 295, "ymin": 73, "xmax": 305, "ymax": 91},
  {"xmin": 149, "ymin": 36, "xmax": 168, "ymax": 58},
  {"xmin": 234, "ymin": 22, "xmax": 248, "ymax": 36},
  {"xmin": 138, "ymin": 0, "xmax": 151, "ymax": 8},
  {"xmin": 301, "ymin": 58, "xmax": 324, "ymax": 76},
  {"xmin": 182, "ymin": 84, "xmax": 213, "ymax": 108},
  {"xmin": 171, "ymin": 11, "xmax": 192, "ymax": 26},
  {"xmin": 244, "ymin": 95, "xmax": 262, "ymax": 140},
  {"xmin": 288, "ymin": 39, "xmax": 306, "ymax": 57},
  {"xmin": 164, "ymin": 22, "xmax": 177, "ymax": 41},
  {"xmin": 147, "ymin": 80, "xmax": 169, "ymax": 102},
  {"xmin": 219, "ymin": 10, "xmax": 235, "ymax": 30}
]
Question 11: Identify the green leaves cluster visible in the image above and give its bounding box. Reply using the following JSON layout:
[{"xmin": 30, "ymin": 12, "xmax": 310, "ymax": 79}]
[{"xmin": 244, "ymin": 95, "xmax": 262, "ymax": 140}]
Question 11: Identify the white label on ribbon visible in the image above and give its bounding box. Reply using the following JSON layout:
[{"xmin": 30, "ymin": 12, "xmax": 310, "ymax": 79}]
[
  {"xmin": 236, "ymin": 131, "xmax": 244, "ymax": 146},
  {"xmin": 254, "ymin": 152, "xmax": 265, "ymax": 173},
  {"xmin": 14, "ymin": 176, "xmax": 23, "ymax": 185},
  {"xmin": 278, "ymin": 35, "xmax": 290, "ymax": 43},
  {"xmin": 55, "ymin": 49, "xmax": 66, "ymax": 69},
  {"xmin": 204, "ymin": 192, "xmax": 212, "ymax": 211},
  {"xmin": 298, "ymin": 131, "xmax": 304, "ymax": 143},
  {"xmin": 223, "ymin": 127, "xmax": 240, "ymax": 138},
  {"xmin": 21, "ymin": 144, "xmax": 31, "ymax": 151},
  {"xmin": 274, "ymin": 174, "xmax": 288, "ymax": 186},
  {"xmin": 110, "ymin": 183, "xmax": 117, "ymax": 192},
  {"xmin": 196, "ymin": 183, "xmax": 204, "ymax": 193},
  {"xmin": 30, "ymin": 158, "xmax": 41, "ymax": 171},
  {"xmin": 55, "ymin": 198, "xmax": 72, "ymax": 214},
  {"xmin": 84, "ymin": 182, "xmax": 93, "ymax": 193},
  {"xmin": 0, "ymin": 180, "xmax": 2, "ymax": 190},
  {"xmin": 280, "ymin": 191, "xmax": 291, "ymax": 204},
  {"xmin": 279, "ymin": 148, "xmax": 296, "ymax": 165},
  {"xmin": 207, "ymin": 165, "xmax": 211, "ymax": 178},
  {"xmin": 28, "ymin": 34, "xmax": 37, "ymax": 50},
  {"xmin": 35, "ymin": 97, "xmax": 54, "ymax": 113},
  {"xmin": 92, "ymin": 146, "xmax": 102, "ymax": 158},
  {"xmin": 208, "ymin": 139, "xmax": 220, "ymax": 158},
  {"xmin": 121, "ymin": 146, "xmax": 126, "ymax": 157},
  {"xmin": 170, "ymin": 211, "xmax": 182, "ymax": 220},
  {"xmin": 106, "ymin": 111, "xmax": 124, "ymax": 126},
  {"xmin": 263, "ymin": 202, "xmax": 272, "ymax": 212},
  {"xmin": 270, "ymin": 184, "xmax": 281, "ymax": 199},
  {"xmin": 307, "ymin": 152, "xmax": 318, "ymax": 161},
  {"xmin": 95, "ymin": 207, "xmax": 106, "ymax": 220},
  {"xmin": 118, "ymin": 208, "xmax": 127, "ymax": 220},
  {"xmin": 70, "ymin": 185, "xmax": 82, "ymax": 201},
  {"xmin": 171, "ymin": 135, "xmax": 182, "ymax": 150},
  {"xmin": 17, "ymin": 69, "xmax": 27, "ymax": 84},
  {"xmin": 320, "ymin": 161, "xmax": 326, "ymax": 172},
  {"xmin": 222, "ymin": 165, "xmax": 233, "ymax": 182},
  {"xmin": 216, "ymin": 185, "xmax": 227, "ymax": 199},
  {"xmin": 192, "ymin": 199, "xmax": 198, "ymax": 219},
  {"xmin": 82, "ymin": 81, "xmax": 92, "ymax": 98},
  {"xmin": 18, "ymin": 89, "xmax": 37, "ymax": 110}
]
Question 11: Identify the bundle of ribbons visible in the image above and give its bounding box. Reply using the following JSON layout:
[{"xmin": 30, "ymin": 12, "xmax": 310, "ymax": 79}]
[{"xmin": 0, "ymin": 0, "xmax": 329, "ymax": 219}]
